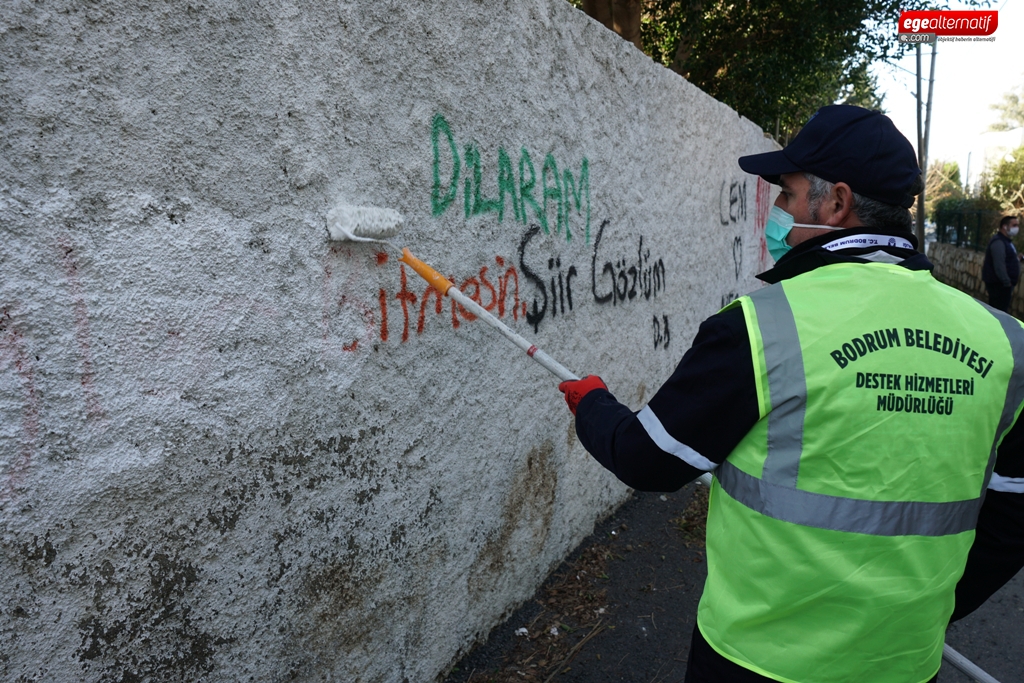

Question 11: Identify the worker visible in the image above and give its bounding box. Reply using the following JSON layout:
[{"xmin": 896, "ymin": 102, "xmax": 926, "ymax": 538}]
[{"xmin": 558, "ymin": 105, "xmax": 1024, "ymax": 683}]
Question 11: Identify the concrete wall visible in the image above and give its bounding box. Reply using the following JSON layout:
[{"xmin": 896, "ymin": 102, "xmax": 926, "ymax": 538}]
[
  {"xmin": 930, "ymin": 242, "xmax": 1024, "ymax": 318},
  {"xmin": 0, "ymin": 2, "xmax": 776, "ymax": 681}
]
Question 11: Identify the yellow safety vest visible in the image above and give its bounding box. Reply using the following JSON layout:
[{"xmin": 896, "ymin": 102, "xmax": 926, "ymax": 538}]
[{"xmin": 698, "ymin": 262, "xmax": 1024, "ymax": 683}]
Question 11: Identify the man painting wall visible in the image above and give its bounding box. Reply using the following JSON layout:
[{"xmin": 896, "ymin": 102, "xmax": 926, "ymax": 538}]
[{"xmin": 558, "ymin": 105, "xmax": 1024, "ymax": 683}]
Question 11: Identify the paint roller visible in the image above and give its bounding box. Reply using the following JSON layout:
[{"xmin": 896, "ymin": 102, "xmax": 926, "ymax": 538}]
[
  {"xmin": 326, "ymin": 202, "xmax": 579, "ymax": 382},
  {"xmin": 326, "ymin": 202, "xmax": 718, "ymax": 489}
]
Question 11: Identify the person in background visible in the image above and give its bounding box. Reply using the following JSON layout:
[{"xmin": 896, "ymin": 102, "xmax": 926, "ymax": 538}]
[
  {"xmin": 981, "ymin": 215, "xmax": 1021, "ymax": 312},
  {"xmin": 558, "ymin": 105, "xmax": 1024, "ymax": 683}
]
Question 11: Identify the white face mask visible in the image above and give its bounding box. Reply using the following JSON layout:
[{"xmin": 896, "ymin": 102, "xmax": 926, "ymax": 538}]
[{"xmin": 1011, "ymin": 226, "xmax": 1020, "ymax": 237}]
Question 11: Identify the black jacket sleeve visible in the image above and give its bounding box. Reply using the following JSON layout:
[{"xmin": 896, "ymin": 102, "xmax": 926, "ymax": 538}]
[
  {"xmin": 573, "ymin": 306, "xmax": 760, "ymax": 491},
  {"xmin": 952, "ymin": 417, "xmax": 1024, "ymax": 621}
]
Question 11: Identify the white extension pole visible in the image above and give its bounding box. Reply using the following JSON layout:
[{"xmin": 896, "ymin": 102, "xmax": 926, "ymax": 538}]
[
  {"xmin": 397, "ymin": 247, "xmax": 578, "ymax": 382},
  {"xmin": 942, "ymin": 644, "xmax": 1002, "ymax": 683},
  {"xmin": 445, "ymin": 286, "xmax": 578, "ymax": 382}
]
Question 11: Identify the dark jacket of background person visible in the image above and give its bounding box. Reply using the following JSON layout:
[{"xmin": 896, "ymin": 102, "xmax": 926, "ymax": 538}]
[{"xmin": 982, "ymin": 231, "xmax": 1020, "ymax": 288}]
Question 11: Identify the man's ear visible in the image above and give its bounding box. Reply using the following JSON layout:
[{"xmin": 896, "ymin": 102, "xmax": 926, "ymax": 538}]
[{"xmin": 826, "ymin": 182, "xmax": 857, "ymax": 227}]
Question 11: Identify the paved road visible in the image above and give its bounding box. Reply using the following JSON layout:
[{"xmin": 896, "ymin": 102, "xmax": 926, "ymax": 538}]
[{"xmin": 445, "ymin": 483, "xmax": 1023, "ymax": 683}]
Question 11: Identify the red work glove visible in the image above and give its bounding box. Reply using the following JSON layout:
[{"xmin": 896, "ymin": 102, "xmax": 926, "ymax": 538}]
[{"xmin": 558, "ymin": 375, "xmax": 608, "ymax": 416}]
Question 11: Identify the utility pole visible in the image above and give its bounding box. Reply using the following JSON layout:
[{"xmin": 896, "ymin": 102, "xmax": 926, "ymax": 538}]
[
  {"xmin": 921, "ymin": 43, "xmax": 929, "ymax": 245},
  {"xmin": 915, "ymin": 42, "xmax": 937, "ymax": 250}
]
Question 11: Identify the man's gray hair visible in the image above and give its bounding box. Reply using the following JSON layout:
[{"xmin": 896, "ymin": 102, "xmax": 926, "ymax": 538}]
[{"xmin": 804, "ymin": 173, "xmax": 916, "ymax": 231}]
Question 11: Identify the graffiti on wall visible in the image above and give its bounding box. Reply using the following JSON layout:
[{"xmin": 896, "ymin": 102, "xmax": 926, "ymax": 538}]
[
  {"xmin": 518, "ymin": 218, "xmax": 671, "ymax": 334},
  {"xmin": 375, "ymin": 250, "xmax": 527, "ymax": 343},
  {"xmin": 0, "ymin": 309, "xmax": 39, "ymax": 501},
  {"xmin": 431, "ymin": 114, "xmax": 591, "ymax": 243},
  {"xmin": 652, "ymin": 314, "xmax": 670, "ymax": 349},
  {"xmin": 732, "ymin": 236, "xmax": 742, "ymax": 280},
  {"xmin": 519, "ymin": 225, "xmax": 578, "ymax": 333},
  {"xmin": 371, "ymin": 220, "xmax": 672, "ymax": 340},
  {"xmin": 753, "ymin": 177, "xmax": 772, "ymax": 271},
  {"xmin": 718, "ymin": 176, "xmax": 773, "ymax": 303},
  {"xmin": 719, "ymin": 179, "xmax": 748, "ymax": 226},
  {"xmin": 347, "ymin": 113, "xmax": 687, "ymax": 348},
  {"xmin": 590, "ymin": 220, "xmax": 667, "ymax": 307}
]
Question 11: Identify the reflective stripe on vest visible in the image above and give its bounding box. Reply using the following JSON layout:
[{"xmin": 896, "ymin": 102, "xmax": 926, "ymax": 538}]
[
  {"xmin": 757, "ymin": 284, "xmax": 806, "ymax": 488},
  {"xmin": 717, "ymin": 461, "xmax": 978, "ymax": 536},
  {"xmin": 982, "ymin": 306, "xmax": 1024, "ymax": 493},
  {"xmin": 989, "ymin": 472, "xmax": 1024, "ymax": 493},
  {"xmin": 714, "ymin": 283, "xmax": 1024, "ymax": 537}
]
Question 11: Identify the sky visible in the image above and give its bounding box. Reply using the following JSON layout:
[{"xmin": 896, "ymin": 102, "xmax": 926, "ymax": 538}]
[{"xmin": 872, "ymin": 0, "xmax": 1023, "ymax": 189}]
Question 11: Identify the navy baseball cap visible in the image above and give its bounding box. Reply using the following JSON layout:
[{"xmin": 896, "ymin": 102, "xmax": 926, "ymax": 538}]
[{"xmin": 738, "ymin": 105, "xmax": 921, "ymax": 209}]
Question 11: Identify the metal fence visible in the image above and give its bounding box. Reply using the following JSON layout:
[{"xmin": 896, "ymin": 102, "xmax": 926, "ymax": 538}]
[{"xmin": 934, "ymin": 209, "xmax": 1002, "ymax": 251}]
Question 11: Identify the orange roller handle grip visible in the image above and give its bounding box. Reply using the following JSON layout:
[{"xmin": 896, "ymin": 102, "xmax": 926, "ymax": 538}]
[
  {"xmin": 397, "ymin": 246, "xmax": 579, "ymax": 382},
  {"xmin": 399, "ymin": 247, "xmax": 453, "ymax": 295}
]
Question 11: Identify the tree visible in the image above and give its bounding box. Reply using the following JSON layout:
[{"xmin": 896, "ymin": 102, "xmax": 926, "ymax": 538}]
[
  {"xmin": 638, "ymin": 0, "xmax": 940, "ymax": 138},
  {"xmin": 932, "ymin": 193, "xmax": 1001, "ymax": 250},
  {"xmin": 581, "ymin": 0, "xmax": 642, "ymax": 49},
  {"xmin": 567, "ymin": 1, "xmax": 986, "ymax": 140},
  {"xmin": 836, "ymin": 60, "xmax": 885, "ymax": 113},
  {"xmin": 989, "ymin": 84, "xmax": 1024, "ymax": 132},
  {"xmin": 925, "ymin": 160, "xmax": 963, "ymax": 220},
  {"xmin": 984, "ymin": 146, "xmax": 1024, "ymax": 215}
]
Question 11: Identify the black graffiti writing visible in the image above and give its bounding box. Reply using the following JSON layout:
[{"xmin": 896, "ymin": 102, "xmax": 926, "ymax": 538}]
[
  {"xmin": 719, "ymin": 179, "xmax": 748, "ymax": 225},
  {"xmin": 519, "ymin": 225, "xmax": 578, "ymax": 333},
  {"xmin": 591, "ymin": 219, "xmax": 667, "ymax": 306},
  {"xmin": 732, "ymin": 236, "xmax": 742, "ymax": 280},
  {"xmin": 546, "ymin": 256, "xmax": 577, "ymax": 319},
  {"xmin": 652, "ymin": 315, "xmax": 670, "ymax": 349}
]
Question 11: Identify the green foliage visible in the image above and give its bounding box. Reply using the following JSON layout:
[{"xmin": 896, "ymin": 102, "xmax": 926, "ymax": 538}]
[
  {"xmin": 925, "ymin": 160, "xmax": 963, "ymax": 220},
  {"xmin": 566, "ymin": 1, "xmax": 987, "ymax": 140},
  {"xmin": 933, "ymin": 194, "xmax": 999, "ymax": 216},
  {"xmin": 639, "ymin": 0, "xmax": 963, "ymax": 138},
  {"xmin": 983, "ymin": 145, "xmax": 1024, "ymax": 215},
  {"xmin": 644, "ymin": 1, "xmax": 847, "ymax": 134},
  {"xmin": 836, "ymin": 60, "xmax": 885, "ymax": 112},
  {"xmin": 932, "ymin": 193, "xmax": 1001, "ymax": 251},
  {"xmin": 989, "ymin": 84, "xmax": 1024, "ymax": 132}
]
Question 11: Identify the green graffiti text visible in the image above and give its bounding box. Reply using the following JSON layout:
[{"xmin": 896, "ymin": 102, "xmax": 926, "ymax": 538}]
[{"xmin": 431, "ymin": 113, "xmax": 590, "ymax": 243}]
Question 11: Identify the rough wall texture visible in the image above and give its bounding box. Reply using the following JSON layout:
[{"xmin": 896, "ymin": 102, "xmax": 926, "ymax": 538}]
[
  {"xmin": 930, "ymin": 242, "xmax": 1024, "ymax": 318},
  {"xmin": 0, "ymin": 2, "xmax": 776, "ymax": 681}
]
